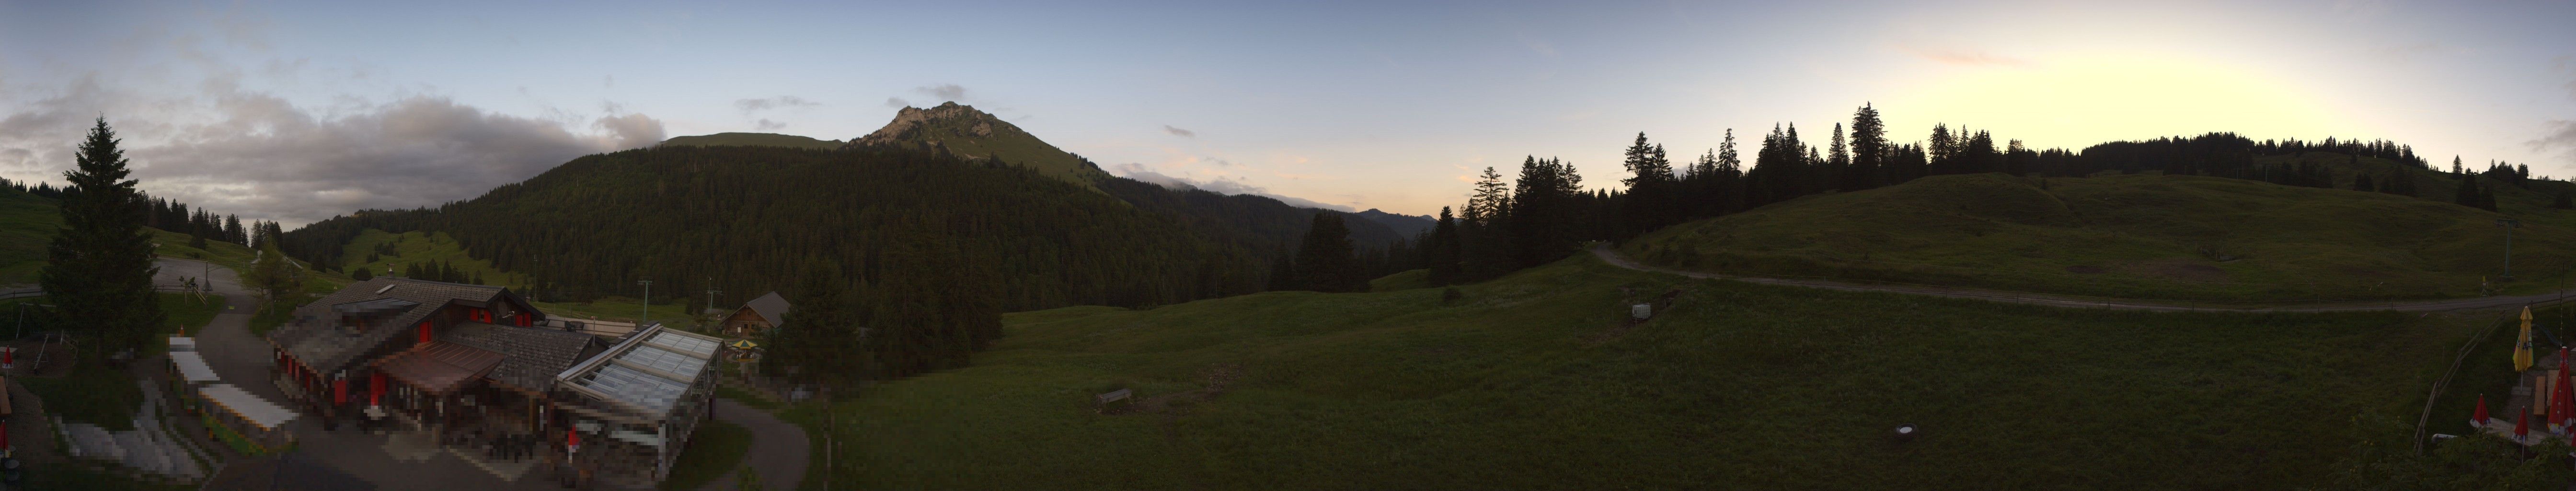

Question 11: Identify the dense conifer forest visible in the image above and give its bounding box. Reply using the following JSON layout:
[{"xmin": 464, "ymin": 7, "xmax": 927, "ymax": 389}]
[{"xmin": 276, "ymin": 144, "xmax": 1416, "ymax": 312}]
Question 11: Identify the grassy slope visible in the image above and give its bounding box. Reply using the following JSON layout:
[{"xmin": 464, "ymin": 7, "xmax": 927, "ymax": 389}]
[
  {"xmin": 817, "ymin": 255, "xmax": 2463, "ymax": 489},
  {"xmin": 1367, "ymin": 269, "xmax": 1429, "ymax": 292},
  {"xmin": 0, "ymin": 188, "xmax": 58, "ymax": 283},
  {"xmin": 18, "ymin": 293, "xmax": 225, "ymax": 430},
  {"xmin": 658, "ymin": 132, "xmax": 844, "ymax": 150},
  {"xmin": 1628, "ymin": 172, "xmax": 2576, "ymax": 302},
  {"xmin": 336, "ymin": 229, "xmax": 700, "ymax": 324},
  {"xmin": 339, "ymin": 229, "xmax": 527, "ymax": 287}
]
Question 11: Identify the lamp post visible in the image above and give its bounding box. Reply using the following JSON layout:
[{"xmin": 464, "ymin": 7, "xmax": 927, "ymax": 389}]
[
  {"xmin": 2500, "ymin": 218, "xmax": 2522, "ymax": 281},
  {"xmin": 637, "ymin": 279, "xmax": 653, "ymax": 327}
]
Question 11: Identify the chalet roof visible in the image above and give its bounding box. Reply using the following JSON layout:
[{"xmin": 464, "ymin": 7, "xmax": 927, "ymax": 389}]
[
  {"xmin": 744, "ymin": 292, "xmax": 791, "ymax": 327},
  {"xmin": 372, "ymin": 341, "xmax": 505, "ymax": 395},
  {"xmin": 438, "ymin": 322, "xmax": 606, "ymax": 393},
  {"xmin": 267, "ymin": 278, "xmax": 514, "ymax": 375}
]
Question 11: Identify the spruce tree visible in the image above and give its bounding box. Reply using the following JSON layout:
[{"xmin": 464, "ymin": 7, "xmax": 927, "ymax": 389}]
[
  {"xmin": 43, "ymin": 117, "xmax": 165, "ymax": 354},
  {"xmin": 768, "ymin": 267, "xmax": 866, "ymax": 392},
  {"xmin": 1265, "ymin": 249, "xmax": 1299, "ymax": 291},
  {"xmin": 1426, "ymin": 207, "xmax": 1462, "ymax": 286},
  {"xmin": 1828, "ymin": 123, "xmax": 1850, "ymax": 188},
  {"xmin": 1849, "ymin": 104, "xmax": 1886, "ymax": 189},
  {"xmin": 1294, "ymin": 212, "xmax": 1360, "ymax": 292}
]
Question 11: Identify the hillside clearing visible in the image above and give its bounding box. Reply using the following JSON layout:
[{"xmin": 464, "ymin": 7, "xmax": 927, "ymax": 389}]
[
  {"xmin": 806, "ymin": 255, "xmax": 2468, "ymax": 489},
  {"xmin": 1629, "ymin": 173, "xmax": 2576, "ymax": 302}
]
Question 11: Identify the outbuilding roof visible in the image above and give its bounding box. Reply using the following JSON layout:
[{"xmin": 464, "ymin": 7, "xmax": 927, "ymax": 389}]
[
  {"xmin": 170, "ymin": 351, "xmax": 221, "ymax": 384},
  {"xmin": 743, "ymin": 292, "xmax": 791, "ymax": 327},
  {"xmin": 200, "ymin": 384, "xmax": 299, "ymax": 431}
]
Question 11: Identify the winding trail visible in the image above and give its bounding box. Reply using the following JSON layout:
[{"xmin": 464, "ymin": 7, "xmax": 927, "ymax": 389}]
[{"xmin": 1589, "ymin": 244, "xmax": 2576, "ymax": 312}]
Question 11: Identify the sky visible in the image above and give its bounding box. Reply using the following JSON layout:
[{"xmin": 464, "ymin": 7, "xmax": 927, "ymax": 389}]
[{"xmin": 2, "ymin": 0, "xmax": 2573, "ymax": 226}]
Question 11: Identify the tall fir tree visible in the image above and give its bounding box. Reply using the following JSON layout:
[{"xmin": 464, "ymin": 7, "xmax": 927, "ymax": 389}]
[
  {"xmin": 42, "ymin": 117, "xmax": 165, "ymax": 354},
  {"xmin": 1425, "ymin": 207, "xmax": 1462, "ymax": 286},
  {"xmin": 1265, "ymin": 245, "xmax": 1300, "ymax": 291},
  {"xmin": 224, "ymin": 214, "xmax": 244, "ymax": 246},
  {"xmin": 1849, "ymin": 104, "xmax": 1886, "ymax": 189},
  {"xmin": 1827, "ymin": 123, "xmax": 1850, "ymax": 189},
  {"xmin": 767, "ymin": 267, "xmax": 868, "ymax": 392},
  {"xmin": 1294, "ymin": 212, "xmax": 1361, "ymax": 292}
]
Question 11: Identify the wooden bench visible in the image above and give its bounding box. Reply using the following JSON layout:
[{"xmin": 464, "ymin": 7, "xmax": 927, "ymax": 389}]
[{"xmin": 1095, "ymin": 388, "xmax": 1134, "ymax": 412}]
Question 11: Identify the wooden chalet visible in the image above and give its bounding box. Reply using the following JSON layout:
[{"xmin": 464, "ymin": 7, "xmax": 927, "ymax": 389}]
[
  {"xmin": 716, "ymin": 292, "xmax": 790, "ymax": 338},
  {"xmin": 269, "ymin": 277, "xmax": 724, "ymax": 488},
  {"xmin": 264, "ymin": 277, "xmax": 598, "ymax": 436}
]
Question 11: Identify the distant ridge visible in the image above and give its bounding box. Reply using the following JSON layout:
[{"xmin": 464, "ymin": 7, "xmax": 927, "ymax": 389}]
[
  {"xmin": 1352, "ymin": 209, "xmax": 1434, "ymax": 237},
  {"xmin": 657, "ymin": 132, "xmax": 843, "ymax": 150}
]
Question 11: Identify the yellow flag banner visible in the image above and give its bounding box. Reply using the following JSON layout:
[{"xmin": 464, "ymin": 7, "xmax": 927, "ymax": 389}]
[{"xmin": 2516, "ymin": 306, "xmax": 2536, "ymax": 372}]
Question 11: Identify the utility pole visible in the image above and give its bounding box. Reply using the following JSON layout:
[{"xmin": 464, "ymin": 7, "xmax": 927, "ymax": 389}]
[
  {"xmin": 2499, "ymin": 218, "xmax": 2521, "ymax": 281},
  {"xmin": 704, "ymin": 277, "xmax": 721, "ymax": 319},
  {"xmin": 637, "ymin": 278, "xmax": 653, "ymax": 326}
]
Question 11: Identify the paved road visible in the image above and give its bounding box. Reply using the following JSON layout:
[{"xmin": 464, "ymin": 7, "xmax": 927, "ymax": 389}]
[
  {"xmin": 1589, "ymin": 244, "xmax": 2576, "ymax": 313},
  {"xmin": 698, "ymin": 398, "xmax": 807, "ymax": 491}
]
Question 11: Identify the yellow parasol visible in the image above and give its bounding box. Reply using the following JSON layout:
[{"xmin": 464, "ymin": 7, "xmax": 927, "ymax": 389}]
[{"xmin": 2516, "ymin": 306, "xmax": 2535, "ymax": 372}]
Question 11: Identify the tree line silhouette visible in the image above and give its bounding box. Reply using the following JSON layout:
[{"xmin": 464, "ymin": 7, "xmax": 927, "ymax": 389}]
[{"xmin": 1407, "ymin": 103, "xmax": 2558, "ymax": 286}]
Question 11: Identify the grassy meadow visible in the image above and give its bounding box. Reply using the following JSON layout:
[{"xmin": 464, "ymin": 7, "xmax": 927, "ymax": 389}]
[
  {"xmin": 1628, "ymin": 173, "xmax": 2576, "ymax": 303},
  {"xmin": 337, "ymin": 229, "xmax": 527, "ymax": 287},
  {"xmin": 797, "ymin": 255, "xmax": 2472, "ymax": 489}
]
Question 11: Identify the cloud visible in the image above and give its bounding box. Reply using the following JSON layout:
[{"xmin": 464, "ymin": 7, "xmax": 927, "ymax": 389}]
[
  {"xmin": 734, "ymin": 95, "xmax": 819, "ymax": 114},
  {"xmin": 0, "ymin": 77, "xmax": 663, "ymax": 227},
  {"xmin": 1106, "ymin": 163, "xmax": 1352, "ymax": 211},
  {"xmin": 884, "ymin": 97, "xmax": 912, "ymax": 108},
  {"xmin": 1163, "ymin": 125, "xmax": 1196, "ymax": 138},
  {"xmin": 2532, "ymin": 119, "xmax": 2576, "ymax": 166},
  {"xmin": 913, "ymin": 83, "xmax": 966, "ymax": 102},
  {"xmin": 1906, "ymin": 47, "xmax": 2031, "ymax": 68},
  {"xmin": 755, "ymin": 118, "xmax": 787, "ymax": 131}
]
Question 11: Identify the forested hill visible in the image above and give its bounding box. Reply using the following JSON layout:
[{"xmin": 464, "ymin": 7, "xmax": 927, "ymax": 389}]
[
  {"xmin": 278, "ymin": 145, "xmax": 1270, "ymax": 310},
  {"xmin": 277, "ymin": 103, "xmax": 1421, "ymax": 311},
  {"xmin": 657, "ymin": 132, "xmax": 843, "ymax": 150}
]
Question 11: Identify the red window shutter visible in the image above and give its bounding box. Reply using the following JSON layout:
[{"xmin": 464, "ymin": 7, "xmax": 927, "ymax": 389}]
[{"xmin": 419, "ymin": 321, "xmax": 432, "ymax": 344}]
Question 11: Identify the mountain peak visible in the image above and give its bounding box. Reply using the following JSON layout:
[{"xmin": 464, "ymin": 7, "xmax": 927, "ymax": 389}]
[
  {"xmin": 855, "ymin": 102, "xmax": 1007, "ymax": 147},
  {"xmin": 844, "ymin": 103, "xmax": 1110, "ymax": 187}
]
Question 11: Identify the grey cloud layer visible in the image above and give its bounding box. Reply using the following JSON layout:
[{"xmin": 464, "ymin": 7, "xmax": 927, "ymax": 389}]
[
  {"xmin": 735, "ymin": 95, "xmax": 819, "ymax": 113},
  {"xmin": 915, "ymin": 84, "xmax": 967, "ymax": 102},
  {"xmin": 0, "ymin": 79, "xmax": 663, "ymax": 227}
]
